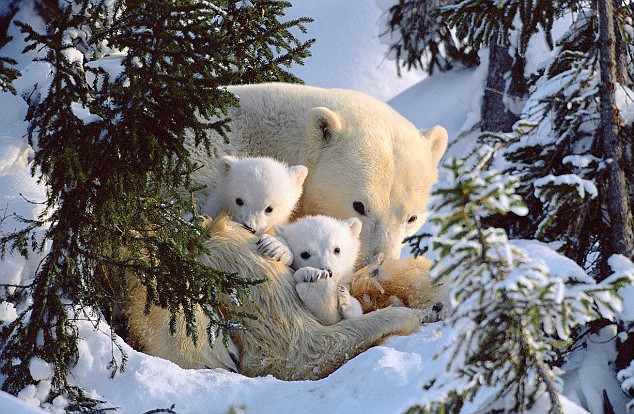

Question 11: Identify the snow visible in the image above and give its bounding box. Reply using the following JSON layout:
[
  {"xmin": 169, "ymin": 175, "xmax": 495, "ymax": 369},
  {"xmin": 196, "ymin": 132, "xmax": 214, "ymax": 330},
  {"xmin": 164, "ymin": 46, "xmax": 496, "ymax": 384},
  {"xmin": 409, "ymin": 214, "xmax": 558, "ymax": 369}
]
[
  {"xmin": 284, "ymin": 0, "xmax": 425, "ymax": 101},
  {"xmin": 534, "ymin": 174, "xmax": 599, "ymax": 201},
  {"xmin": 609, "ymin": 255, "xmax": 634, "ymax": 324},
  {"xmin": 28, "ymin": 359, "xmax": 52, "ymax": 382},
  {"xmin": 0, "ymin": 1, "xmax": 632, "ymax": 414}
]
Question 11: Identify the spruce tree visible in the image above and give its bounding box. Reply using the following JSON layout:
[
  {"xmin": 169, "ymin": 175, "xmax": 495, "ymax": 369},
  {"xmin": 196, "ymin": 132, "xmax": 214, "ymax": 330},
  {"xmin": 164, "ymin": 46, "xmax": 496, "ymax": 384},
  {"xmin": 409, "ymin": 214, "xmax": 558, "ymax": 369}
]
[
  {"xmin": 386, "ymin": 0, "xmax": 633, "ymax": 270},
  {"xmin": 0, "ymin": 0, "xmax": 312, "ymax": 408},
  {"xmin": 499, "ymin": 3, "xmax": 634, "ymax": 275},
  {"xmin": 382, "ymin": 0, "xmax": 533, "ymax": 132},
  {"xmin": 381, "ymin": 0, "xmax": 479, "ymax": 76},
  {"xmin": 0, "ymin": 35, "xmax": 19, "ymax": 94},
  {"xmin": 406, "ymin": 143, "xmax": 630, "ymax": 413}
]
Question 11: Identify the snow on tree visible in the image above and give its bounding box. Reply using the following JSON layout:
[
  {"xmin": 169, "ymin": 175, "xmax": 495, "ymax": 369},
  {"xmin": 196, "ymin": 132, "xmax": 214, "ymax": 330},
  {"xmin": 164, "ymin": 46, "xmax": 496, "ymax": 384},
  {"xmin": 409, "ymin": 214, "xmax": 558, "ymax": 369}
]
[
  {"xmin": 499, "ymin": 3, "xmax": 634, "ymax": 277},
  {"xmin": 406, "ymin": 143, "xmax": 631, "ymax": 413},
  {"xmin": 0, "ymin": 0, "xmax": 312, "ymax": 408},
  {"xmin": 385, "ymin": 2, "xmax": 634, "ymax": 408},
  {"xmin": 379, "ymin": 0, "xmax": 479, "ymax": 76}
]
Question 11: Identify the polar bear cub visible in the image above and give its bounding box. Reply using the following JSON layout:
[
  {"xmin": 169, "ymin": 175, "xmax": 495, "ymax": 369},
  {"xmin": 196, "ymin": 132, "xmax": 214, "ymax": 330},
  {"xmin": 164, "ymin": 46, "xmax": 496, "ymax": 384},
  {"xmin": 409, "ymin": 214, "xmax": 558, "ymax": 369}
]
[
  {"xmin": 258, "ymin": 215, "xmax": 364, "ymax": 325},
  {"xmin": 204, "ymin": 155, "xmax": 308, "ymax": 235}
]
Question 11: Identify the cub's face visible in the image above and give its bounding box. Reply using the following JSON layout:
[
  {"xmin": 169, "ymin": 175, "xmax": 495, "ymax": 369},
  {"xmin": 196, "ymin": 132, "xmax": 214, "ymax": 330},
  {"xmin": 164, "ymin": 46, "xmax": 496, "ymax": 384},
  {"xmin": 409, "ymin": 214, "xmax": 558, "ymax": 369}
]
[
  {"xmin": 219, "ymin": 156, "xmax": 307, "ymax": 234},
  {"xmin": 277, "ymin": 216, "xmax": 362, "ymax": 281}
]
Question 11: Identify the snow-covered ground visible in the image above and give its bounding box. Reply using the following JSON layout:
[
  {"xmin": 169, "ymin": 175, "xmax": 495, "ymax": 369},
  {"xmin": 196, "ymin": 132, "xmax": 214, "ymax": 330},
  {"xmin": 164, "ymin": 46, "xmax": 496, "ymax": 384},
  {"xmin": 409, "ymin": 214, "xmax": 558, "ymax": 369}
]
[{"xmin": 1, "ymin": 1, "xmax": 633, "ymax": 413}]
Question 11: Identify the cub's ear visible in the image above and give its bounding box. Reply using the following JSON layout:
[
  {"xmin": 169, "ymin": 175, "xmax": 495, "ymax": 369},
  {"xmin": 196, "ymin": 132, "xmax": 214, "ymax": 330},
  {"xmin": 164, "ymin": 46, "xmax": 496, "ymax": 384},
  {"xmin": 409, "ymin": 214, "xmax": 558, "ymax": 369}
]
[
  {"xmin": 217, "ymin": 155, "xmax": 239, "ymax": 173},
  {"xmin": 344, "ymin": 217, "xmax": 363, "ymax": 238},
  {"xmin": 421, "ymin": 125, "xmax": 448, "ymax": 166},
  {"xmin": 288, "ymin": 165, "xmax": 308, "ymax": 186},
  {"xmin": 306, "ymin": 107, "xmax": 344, "ymax": 143}
]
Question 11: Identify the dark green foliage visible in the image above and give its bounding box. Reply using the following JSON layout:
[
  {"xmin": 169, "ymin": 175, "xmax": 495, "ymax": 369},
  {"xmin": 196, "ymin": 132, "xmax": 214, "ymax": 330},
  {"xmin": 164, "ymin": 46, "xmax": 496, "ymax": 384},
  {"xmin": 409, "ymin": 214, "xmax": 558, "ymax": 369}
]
[
  {"xmin": 214, "ymin": 0, "xmax": 314, "ymax": 84},
  {"xmin": 500, "ymin": 10, "xmax": 634, "ymax": 275},
  {"xmin": 0, "ymin": 35, "xmax": 19, "ymax": 94},
  {"xmin": 436, "ymin": 0, "xmax": 570, "ymax": 55},
  {"xmin": 382, "ymin": 0, "xmax": 580, "ymax": 76},
  {"xmin": 0, "ymin": 0, "xmax": 312, "ymax": 406},
  {"xmin": 383, "ymin": 0, "xmax": 479, "ymax": 75},
  {"xmin": 408, "ymin": 146, "xmax": 629, "ymax": 413},
  {"xmin": 404, "ymin": 391, "xmax": 465, "ymax": 414}
]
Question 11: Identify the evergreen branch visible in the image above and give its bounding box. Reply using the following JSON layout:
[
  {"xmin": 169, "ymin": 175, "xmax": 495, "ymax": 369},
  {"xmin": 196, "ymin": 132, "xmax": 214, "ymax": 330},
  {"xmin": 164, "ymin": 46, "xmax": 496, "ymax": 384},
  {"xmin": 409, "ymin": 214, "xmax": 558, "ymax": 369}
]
[{"xmin": 1, "ymin": 0, "xmax": 312, "ymax": 407}]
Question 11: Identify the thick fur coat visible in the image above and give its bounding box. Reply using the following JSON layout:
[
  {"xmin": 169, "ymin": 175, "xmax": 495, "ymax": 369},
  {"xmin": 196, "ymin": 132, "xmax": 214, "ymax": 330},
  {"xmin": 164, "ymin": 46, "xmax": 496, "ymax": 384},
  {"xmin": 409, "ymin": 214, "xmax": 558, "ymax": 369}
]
[
  {"xmin": 126, "ymin": 217, "xmax": 427, "ymax": 380},
  {"xmin": 187, "ymin": 83, "xmax": 448, "ymax": 268},
  {"xmin": 126, "ymin": 83, "xmax": 450, "ymax": 380}
]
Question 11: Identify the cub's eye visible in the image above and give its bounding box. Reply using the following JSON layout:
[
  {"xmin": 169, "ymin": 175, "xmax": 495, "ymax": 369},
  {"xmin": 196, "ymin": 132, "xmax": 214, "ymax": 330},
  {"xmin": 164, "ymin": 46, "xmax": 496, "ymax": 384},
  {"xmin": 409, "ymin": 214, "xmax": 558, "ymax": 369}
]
[
  {"xmin": 265, "ymin": 206, "xmax": 273, "ymax": 214},
  {"xmin": 300, "ymin": 252, "xmax": 311, "ymax": 260},
  {"xmin": 407, "ymin": 215, "xmax": 418, "ymax": 224},
  {"xmin": 236, "ymin": 198, "xmax": 244, "ymax": 206},
  {"xmin": 353, "ymin": 201, "xmax": 366, "ymax": 216},
  {"xmin": 333, "ymin": 247, "xmax": 340, "ymax": 255}
]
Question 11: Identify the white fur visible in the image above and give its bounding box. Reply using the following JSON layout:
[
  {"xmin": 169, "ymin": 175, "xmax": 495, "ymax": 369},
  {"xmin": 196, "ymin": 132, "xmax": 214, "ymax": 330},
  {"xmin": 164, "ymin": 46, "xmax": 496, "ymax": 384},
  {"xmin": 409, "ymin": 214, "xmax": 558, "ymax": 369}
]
[
  {"xmin": 126, "ymin": 217, "xmax": 428, "ymax": 380},
  {"xmin": 204, "ymin": 155, "xmax": 307, "ymax": 235},
  {"xmin": 258, "ymin": 215, "xmax": 364, "ymax": 325},
  {"xmin": 187, "ymin": 83, "xmax": 448, "ymax": 269}
]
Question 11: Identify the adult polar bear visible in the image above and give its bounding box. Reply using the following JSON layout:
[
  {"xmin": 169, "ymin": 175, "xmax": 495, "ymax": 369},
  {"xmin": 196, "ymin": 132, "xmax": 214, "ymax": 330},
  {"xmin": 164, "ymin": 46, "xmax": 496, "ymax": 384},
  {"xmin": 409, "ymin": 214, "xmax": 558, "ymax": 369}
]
[
  {"xmin": 190, "ymin": 83, "xmax": 448, "ymax": 268},
  {"xmin": 126, "ymin": 83, "xmax": 448, "ymax": 380}
]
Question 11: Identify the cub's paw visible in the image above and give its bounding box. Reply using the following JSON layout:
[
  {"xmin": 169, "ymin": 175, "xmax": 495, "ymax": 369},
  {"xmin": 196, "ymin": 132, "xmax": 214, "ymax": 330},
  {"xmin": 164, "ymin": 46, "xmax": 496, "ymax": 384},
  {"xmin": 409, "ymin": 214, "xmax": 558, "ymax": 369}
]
[
  {"xmin": 293, "ymin": 267, "xmax": 332, "ymax": 283},
  {"xmin": 338, "ymin": 285, "xmax": 363, "ymax": 319},
  {"xmin": 256, "ymin": 234, "xmax": 293, "ymax": 266}
]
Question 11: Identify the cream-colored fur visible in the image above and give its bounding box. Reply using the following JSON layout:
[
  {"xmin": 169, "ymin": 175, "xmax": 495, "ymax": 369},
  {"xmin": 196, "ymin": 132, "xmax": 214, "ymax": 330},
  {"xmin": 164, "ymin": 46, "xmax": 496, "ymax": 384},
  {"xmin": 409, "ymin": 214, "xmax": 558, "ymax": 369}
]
[
  {"xmin": 127, "ymin": 83, "xmax": 450, "ymax": 379},
  {"xmin": 186, "ymin": 83, "xmax": 448, "ymax": 269},
  {"xmin": 350, "ymin": 258, "xmax": 450, "ymax": 319},
  {"xmin": 126, "ymin": 216, "xmax": 428, "ymax": 380},
  {"xmin": 258, "ymin": 215, "xmax": 364, "ymax": 325}
]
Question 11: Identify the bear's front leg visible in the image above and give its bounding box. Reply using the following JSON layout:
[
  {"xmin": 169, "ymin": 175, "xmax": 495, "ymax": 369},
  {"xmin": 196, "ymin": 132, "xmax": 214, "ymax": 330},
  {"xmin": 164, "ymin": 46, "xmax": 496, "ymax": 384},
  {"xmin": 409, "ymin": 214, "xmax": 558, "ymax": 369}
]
[{"xmin": 256, "ymin": 234, "xmax": 293, "ymax": 266}]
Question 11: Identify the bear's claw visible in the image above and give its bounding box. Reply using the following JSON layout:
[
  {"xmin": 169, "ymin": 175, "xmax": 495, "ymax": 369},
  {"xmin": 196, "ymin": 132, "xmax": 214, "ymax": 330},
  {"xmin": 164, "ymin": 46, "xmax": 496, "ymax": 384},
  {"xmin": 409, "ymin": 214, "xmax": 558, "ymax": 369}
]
[
  {"xmin": 293, "ymin": 267, "xmax": 332, "ymax": 283},
  {"xmin": 257, "ymin": 234, "xmax": 293, "ymax": 266}
]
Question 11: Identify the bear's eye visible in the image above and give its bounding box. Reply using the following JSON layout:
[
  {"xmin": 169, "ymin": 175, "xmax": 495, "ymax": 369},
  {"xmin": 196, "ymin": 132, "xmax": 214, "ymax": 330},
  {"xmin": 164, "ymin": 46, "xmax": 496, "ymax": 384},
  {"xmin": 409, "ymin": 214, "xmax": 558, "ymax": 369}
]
[
  {"xmin": 407, "ymin": 215, "xmax": 418, "ymax": 224},
  {"xmin": 353, "ymin": 201, "xmax": 366, "ymax": 216},
  {"xmin": 236, "ymin": 198, "xmax": 244, "ymax": 206},
  {"xmin": 265, "ymin": 206, "xmax": 273, "ymax": 214},
  {"xmin": 333, "ymin": 247, "xmax": 340, "ymax": 255},
  {"xmin": 300, "ymin": 252, "xmax": 311, "ymax": 260}
]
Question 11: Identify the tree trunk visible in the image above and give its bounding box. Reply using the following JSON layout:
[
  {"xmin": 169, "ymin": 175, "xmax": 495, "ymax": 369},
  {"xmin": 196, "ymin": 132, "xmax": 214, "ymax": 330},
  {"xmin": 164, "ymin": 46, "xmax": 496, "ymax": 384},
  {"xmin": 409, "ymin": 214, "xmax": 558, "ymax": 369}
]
[
  {"xmin": 481, "ymin": 32, "xmax": 524, "ymax": 133},
  {"xmin": 597, "ymin": 0, "xmax": 634, "ymax": 261}
]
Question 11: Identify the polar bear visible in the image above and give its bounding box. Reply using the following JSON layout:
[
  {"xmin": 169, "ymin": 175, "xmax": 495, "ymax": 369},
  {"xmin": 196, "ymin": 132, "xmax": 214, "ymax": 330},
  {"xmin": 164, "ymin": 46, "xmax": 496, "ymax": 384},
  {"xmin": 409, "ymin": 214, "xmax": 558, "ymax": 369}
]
[
  {"xmin": 126, "ymin": 216, "xmax": 427, "ymax": 380},
  {"xmin": 257, "ymin": 215, "xmax": 364, "ymax": 325},
  {"xmin": 126, "ymin": 83, "xmax": 450, "ymax": 379},
  {"xmin": 187, "ymin": 83, "xmax": 448, "ymax": 269},
  {"xmin": 203, "ymin": 155, "xmax": 308, "ymax": 234}
]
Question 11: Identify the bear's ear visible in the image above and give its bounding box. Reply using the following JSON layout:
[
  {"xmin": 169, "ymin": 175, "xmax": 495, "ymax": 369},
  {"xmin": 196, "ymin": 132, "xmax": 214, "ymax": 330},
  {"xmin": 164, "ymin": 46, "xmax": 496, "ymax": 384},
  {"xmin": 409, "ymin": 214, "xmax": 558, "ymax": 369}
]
[
  {"xmin": 344, "ymin": 217, "xmax": 363, "ymax": 238},
  {"xmin": 421, "ymin": 125, "xmax": 448, "ymax": 166},
  {"xmin": 217, "ymin": 155, "xmax": 239, "ymax": 173},
  {"xmin": 288, "ymin": 165, "xmax": 308, "ymax": 187},
  {"xmin": 306, "ymin": 107, "xmax": 344, "ymax": 143}
]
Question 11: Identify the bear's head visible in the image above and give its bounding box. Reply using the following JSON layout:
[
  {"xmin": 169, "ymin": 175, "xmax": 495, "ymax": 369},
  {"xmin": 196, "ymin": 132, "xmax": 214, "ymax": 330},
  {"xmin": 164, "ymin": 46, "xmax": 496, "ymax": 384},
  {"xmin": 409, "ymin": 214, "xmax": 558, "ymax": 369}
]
[
  {"xmin": 216, "ymin": 155, "xmax": 308, "ymax": 235},
  {"xmin": 299, "ymin": 106, "xmax": 447, "ymax": 269},
  {"xmin": 276, "ymin": 215, "xmax": 362, "ymax": 281}
]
